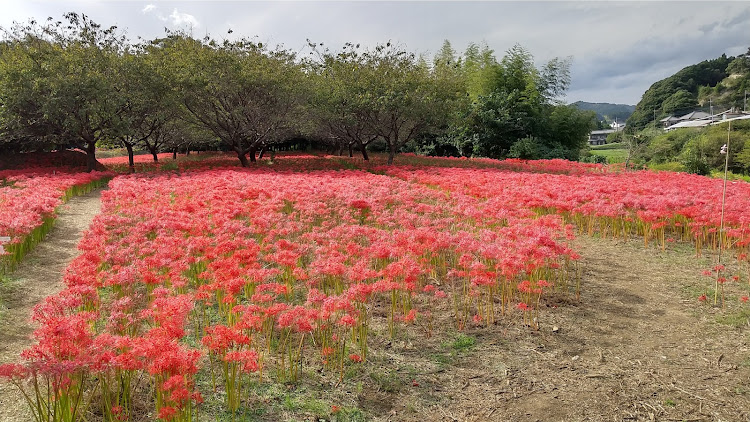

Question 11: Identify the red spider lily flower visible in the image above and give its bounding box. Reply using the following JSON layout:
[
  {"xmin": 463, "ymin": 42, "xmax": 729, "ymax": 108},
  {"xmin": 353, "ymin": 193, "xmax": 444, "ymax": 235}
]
[
  {"xmin": 349, "ymin": 354, "xmax": 363, "ymax": 363},
  {"xmin": 224, "ymin": 350, "xmax": 260, "ymax": 373},
  {"xmin": 157, "ymin": 405, "xmax": 177, "ymax": 421},
  {"xmin": 338, "ymin": 314, "xmax": 357, "ymax": 327},
  {"xmin": 403, "ymin": 309, "xmax": 418, "ymax": 323}
]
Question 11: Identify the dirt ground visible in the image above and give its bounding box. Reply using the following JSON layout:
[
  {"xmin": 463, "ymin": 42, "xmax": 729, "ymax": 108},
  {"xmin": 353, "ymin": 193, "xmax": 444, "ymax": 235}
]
[
  {"xmin": 0, "ymin": 188, "xmax": 104, "ymax": 422},
  {"xmin": 359, "ymin": 237, "xmax": 750, "ymax": 422}
]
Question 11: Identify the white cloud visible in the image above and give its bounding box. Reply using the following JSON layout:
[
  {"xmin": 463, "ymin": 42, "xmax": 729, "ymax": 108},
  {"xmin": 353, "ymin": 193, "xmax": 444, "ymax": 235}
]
[
  {"xmin": 142, "ymin": 4, "xmax": 156, "ymax": 14},
  {"xmin": 167, "ymin": 8, "xmax": 199, "ymax": 28}
]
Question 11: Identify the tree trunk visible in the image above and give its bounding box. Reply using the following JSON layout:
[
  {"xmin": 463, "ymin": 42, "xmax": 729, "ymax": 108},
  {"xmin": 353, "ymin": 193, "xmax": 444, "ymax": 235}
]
[
  {"xmin": 124, "ymin": 142, "xmax": 135, "ymax": 173},
  {"xmin": 258, "ymin": 147, "xmax": 266, "ymax": 160},
  {"xmin": 236, "ymin": 150, "xmax": 249, "ymax": 167},
  {"xmin": 249, "ymin": 147, "xmax": 257, "ymax": 163},
  {"xmin": 186, "ymin": 149, "xmax": 191, "ymax": 156},
  {"xmin": 150, "ymin": 148, "xmax": 159, "ymax": 163},
  {"xmin": 360, "ymin": 142, "xmax": 369, "ymax": 161},
  {"xmin": 85, "ymin": 142, "xmax": 97, "ymax": 172},
  {"xmin": 387, "ymin": 142, "xmax": 396, "ymax": 165},
  {"xmin": 348, "ymin": 143, "xmax": 353, "ymax": 157},
  {"xmin": 173, "ymin": 148, "xmax": 178, "ymax": 160},
  {"xmin": 337, "ymin": 142, "xmax": 344, "ymax": 156}
]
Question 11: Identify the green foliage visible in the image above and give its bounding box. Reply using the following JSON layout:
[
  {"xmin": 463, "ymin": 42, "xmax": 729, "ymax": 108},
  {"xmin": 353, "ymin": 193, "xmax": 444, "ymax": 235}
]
[
  {"xmin": 661, "ymin": 89, "xmax": 697, "ymax": 114},
  {"xmin": 159, "ymin": 33, "xmax": 308, "ymax": 167},
  {"xmin": 308, "ymin": 41, "xmax": 461, "ymax": 163},
  {"xmin": 649, "ymin": 161, "xmax": 686, "ymax": 172},
  {"xmin": 605, "ymin": 132, "xmax": 626, "ymax": 144},
  {"xmin": 0, "ymin": 13, "xmax": 128, "ymax": 170},
  {"xmin": 450, "ymin": 334, "xmax": 476, "ymax": 352},
  {"xmin": 679, "ymin": 138, "xmax": 711, "ymax": 175},
  {"xmin": 442, "ymin": 43, "xmax": 592, "ymax": 161},
  {"xmin": 580, "ymin": 153, "xmax": 609, "ymax": 164},
  {"xmin": 591, "ymin": 142, "xmax": 625, "ymax": 150},
  {"xmin": 588, "ymin": 147, "xmax": 627, "ymax": 164},
  {"xmin": 632, "ymin": 122, "xmax": 750, "ymax": 175},
  {"xmin": 644, "ymin": 129, "xmax": 696, "ymax": 164}
]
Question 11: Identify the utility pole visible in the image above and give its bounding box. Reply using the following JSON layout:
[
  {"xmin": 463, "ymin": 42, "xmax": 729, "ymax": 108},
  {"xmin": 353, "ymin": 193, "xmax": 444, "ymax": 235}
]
[
  {"xmin": 710, "ymin": 97, "xmax": 714, "ymax": 122},
  {"xmin": 716, "ymin": 120, "xmax": 731, "ymax": 305},
  {"xmin": 745, "ymin": 90, "xmax": 748, "ymax": 113}
]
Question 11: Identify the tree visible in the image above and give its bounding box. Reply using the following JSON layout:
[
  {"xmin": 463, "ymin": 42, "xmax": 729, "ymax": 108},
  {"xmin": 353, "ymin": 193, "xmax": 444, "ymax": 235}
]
[
  {"xmin": 109, "ymin": 45, "xmax": 180, "ymax": 170},
  {"xmin": 306, "ymin": 42, "xmax": 379, "ymax": 160},
  {"xmin": 0, "ymin": 13, "xmax": 128, "ymax": 171},
  {"xmin": 451, "ymin": 44, "xmax": 585, "ymax": 160},
  {"xmin": 311, "ymin": 42, "xmax": 459, "ymax": 164},
  {"xmin": 359, "ymin": 43, "xmax": 459, "ymax": 164},
  {"xmin": 159, "ymin": 34, "xmax": 308, "ymax": 167},
  {"xmin": 543, "ymin": 105, "xmax": 595, "ymax": 160}
]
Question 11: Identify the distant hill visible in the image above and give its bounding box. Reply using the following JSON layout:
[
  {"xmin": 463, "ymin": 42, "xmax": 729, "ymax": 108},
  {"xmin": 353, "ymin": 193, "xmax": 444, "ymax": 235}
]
[
  {"xmin": 627, "ymin": 48, "xmax": 750, "ymax": 130},
  {"xmin": 572, "ymin": 101, "xmax": 635, "ymax": 123}
]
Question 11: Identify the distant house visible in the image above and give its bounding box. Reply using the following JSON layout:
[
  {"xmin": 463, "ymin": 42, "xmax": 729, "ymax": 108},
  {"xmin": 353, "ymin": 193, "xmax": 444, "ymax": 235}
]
[
  {"xmin": 677, "ymin": 111, "xmax": 711, "ymax": 121},
  {"xmin": 662, "ymin": 110, "xmax": 713, "ymax": 130},
  {"xmin": 588, "ymin": 129, "xmax": 616, "ymax": 146},
  {"xmin": 610, "ymin": 121, "xmax": 626, "ymax": 130},
  {"xmin": 660, "ymin": 115, "xmax": 682, "ymax": 128}
]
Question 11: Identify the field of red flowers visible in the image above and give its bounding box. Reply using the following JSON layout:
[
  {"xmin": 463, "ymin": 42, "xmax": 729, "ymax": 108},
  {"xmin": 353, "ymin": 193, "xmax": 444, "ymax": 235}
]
[
  {"xmin": 1, "ymin": 152, "xmax": 750, "ymax": 421},
  {"xmin": 0, "ymin": 168, "xmax": 111, "ymax": 275}
]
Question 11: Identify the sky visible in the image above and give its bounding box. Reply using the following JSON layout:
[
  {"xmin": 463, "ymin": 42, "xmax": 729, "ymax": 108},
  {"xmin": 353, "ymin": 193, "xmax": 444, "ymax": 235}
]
[{"xmin": 1, "ymin": 1, "xmax": 749, "ymax": 105}]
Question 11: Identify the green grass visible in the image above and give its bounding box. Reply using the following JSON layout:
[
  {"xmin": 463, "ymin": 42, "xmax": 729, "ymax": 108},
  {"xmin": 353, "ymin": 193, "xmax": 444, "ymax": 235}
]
[
  {"xmin": 589, "ymin": 147, "xmax": 628, "ymax": 164},
  {"xmin": 450, "ymin": 334, "xmax": 476, "ymax": 351},
  {"xmin": 431, "ymin": 333, "xmax": 477, "ymax": 367},
  {"xmin": 710, "ymin": 170, "xmax": 750, "ymax": 182},
  {"xmin": 590, "ymin": 142, "xmax": 626, "ymax": 150},
  {"xmin": 715, "ymin": 308, "xmax": 750, "ymax": 328},
  {"xmin": 369, "ymin": 370, "xmax": 404, "ymax": 393}
]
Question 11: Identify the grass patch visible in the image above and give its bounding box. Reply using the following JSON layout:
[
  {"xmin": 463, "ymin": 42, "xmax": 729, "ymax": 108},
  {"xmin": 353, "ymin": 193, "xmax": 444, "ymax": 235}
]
[
  {"xmin": 369, "ymin": 370, "xmax": 404, "ymax": 393},
  {"xmin": 431, "ymin": 333, "xmax": 478, "ymax": 366},
  {"xmin": 715, "ymin": 308, "xmax": 750, "ymax": 328},
  {"xmin": 590, "ymin": 148, "xmax": 628, "ymax": 164},
  {"xmin": 649, "ymin": 162, "xmax": 686, "ymax": 172},
  {"xmin": 450, "ymin": 334, "xmax": 476, "ymax": 352},
  {"xmin": 590, "ymin": 142, "xmax": 625, "ymax": 150}
]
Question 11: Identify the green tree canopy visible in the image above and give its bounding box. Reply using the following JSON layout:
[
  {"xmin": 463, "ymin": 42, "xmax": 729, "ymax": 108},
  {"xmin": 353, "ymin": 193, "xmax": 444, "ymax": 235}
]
[{"xmin": 0, "ymin": 13, "xmax": 128, "ymax": 170}]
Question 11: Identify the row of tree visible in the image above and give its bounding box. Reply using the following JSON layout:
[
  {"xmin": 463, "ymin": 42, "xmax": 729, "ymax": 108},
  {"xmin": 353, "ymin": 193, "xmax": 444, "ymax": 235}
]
[{"xmin": 0, "ymin": 13, "xmax": 596, "ymax": 171}]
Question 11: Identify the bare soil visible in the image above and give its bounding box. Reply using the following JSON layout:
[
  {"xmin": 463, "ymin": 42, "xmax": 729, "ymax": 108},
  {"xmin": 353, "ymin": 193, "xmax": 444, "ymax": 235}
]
[{"xmin": 0, "ymin": 188, "xmax": 104, "ymax": 422}]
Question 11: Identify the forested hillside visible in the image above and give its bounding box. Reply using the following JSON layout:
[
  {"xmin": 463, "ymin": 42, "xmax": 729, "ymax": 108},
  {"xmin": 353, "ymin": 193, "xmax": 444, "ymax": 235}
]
[
  {"xmin": 572, "ymin": 101, "xmax": 634, "ymax": 123},
  {"xmin": 628, "ymin": 48, "xmax": 750, "ymax": 130}
]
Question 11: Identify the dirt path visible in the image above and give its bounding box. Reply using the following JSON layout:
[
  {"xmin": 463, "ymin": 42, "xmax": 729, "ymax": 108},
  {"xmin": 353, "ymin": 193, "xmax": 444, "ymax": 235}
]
[
  {"xmin": 0, "ymin": 188, "xmax": 104, "ymax": 422},
  {"xmin": 369, "ymin": 237, "xmax": 750, "ymax": 422}
]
